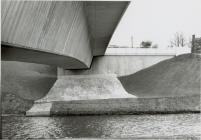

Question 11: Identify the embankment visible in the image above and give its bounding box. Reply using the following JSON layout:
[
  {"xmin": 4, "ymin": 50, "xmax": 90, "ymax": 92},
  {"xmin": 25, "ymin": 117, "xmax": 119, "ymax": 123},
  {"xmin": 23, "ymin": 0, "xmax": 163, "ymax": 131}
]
[
  {"xmin": 119, "ymin": 54, "xmax": 201, "ymax": 98},
  {"xmin": 1, "ymin": 61, "xmax": 57, "ymax": 114},
  {"xmin": 2, "ymin": 92, "xmax": 34, "ymax": 115}
]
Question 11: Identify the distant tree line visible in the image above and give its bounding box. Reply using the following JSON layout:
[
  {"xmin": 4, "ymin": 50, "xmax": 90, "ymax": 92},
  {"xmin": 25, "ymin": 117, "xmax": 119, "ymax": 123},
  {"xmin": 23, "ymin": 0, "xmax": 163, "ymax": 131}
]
[
  {"xmin": 110, "ymin": 32, "xmax": 192, "ymax": 48},
  {"xmin": 168, "ymin": 32, "xmax": 191, "ymax": 48}
]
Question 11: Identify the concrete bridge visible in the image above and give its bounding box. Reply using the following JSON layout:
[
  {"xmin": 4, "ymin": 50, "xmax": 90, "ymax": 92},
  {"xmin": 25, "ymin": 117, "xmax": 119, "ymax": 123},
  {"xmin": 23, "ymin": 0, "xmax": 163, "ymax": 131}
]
[
  {"xmin": 2, "ymin": 1, "xmax": 199, "ymax": 116},
  {"xmin": 1, "ymin": 0, "xmax": 133, "ymax": 115},
  {"xmin": 2, "ymin": 1, "xmax": 129, "ymax": 69}
]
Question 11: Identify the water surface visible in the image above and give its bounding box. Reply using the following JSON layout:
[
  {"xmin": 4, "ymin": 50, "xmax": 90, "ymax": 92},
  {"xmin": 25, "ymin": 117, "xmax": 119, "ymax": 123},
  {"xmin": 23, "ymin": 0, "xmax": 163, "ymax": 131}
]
[{"xmin": 2, "ymin": 113, "xmax": 201, "ymax": 139}]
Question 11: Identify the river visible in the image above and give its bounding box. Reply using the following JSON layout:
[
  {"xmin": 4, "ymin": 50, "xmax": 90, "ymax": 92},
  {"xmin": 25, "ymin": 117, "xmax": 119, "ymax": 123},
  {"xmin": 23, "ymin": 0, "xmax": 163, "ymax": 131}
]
[{"xmin": 2, "ymin": 113, "xmax": 201, "ymax": 139}]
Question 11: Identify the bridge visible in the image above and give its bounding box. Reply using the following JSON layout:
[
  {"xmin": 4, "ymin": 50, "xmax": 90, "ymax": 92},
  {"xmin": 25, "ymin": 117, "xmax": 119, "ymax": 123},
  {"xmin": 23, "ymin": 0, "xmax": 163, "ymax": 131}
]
[
  {"xmin": 2, "ymin": 1, "xmax": 129, "ymax": 69},
  {"xmin": 2, "ymin": 1, "xmax": 199, "ymax": 116}
]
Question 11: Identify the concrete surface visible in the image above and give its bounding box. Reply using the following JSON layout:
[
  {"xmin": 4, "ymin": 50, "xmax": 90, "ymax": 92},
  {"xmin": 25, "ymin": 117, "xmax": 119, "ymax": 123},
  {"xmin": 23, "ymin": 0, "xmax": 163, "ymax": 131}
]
[
  {"xmin": 35, "ymin": 74, "xmax": 136, "ymax": 103},
  {"xmin": 1, "ymin": 1, "xmax": 92, "ymax": 68},
  {"xmin": 59, "ymin": 55, "xmax": 174, "ymax": 76},
  {"xmin": 85, "ymin": 1, "xmax": 129, "ymax": 56},
  {"xmin": 1, "ymin": 1, "xmax": 129, "ymax": 68},
  {"xmin": 26, "ymin": 95, "xmax": 200, "ymax": 116},
  {"xmin": 2, "ymin": 44, "xmax": 90, "ymax": 69},
  {"xmin": 26, "ymin": 103, "xmax": 52, "ymax": 116}
]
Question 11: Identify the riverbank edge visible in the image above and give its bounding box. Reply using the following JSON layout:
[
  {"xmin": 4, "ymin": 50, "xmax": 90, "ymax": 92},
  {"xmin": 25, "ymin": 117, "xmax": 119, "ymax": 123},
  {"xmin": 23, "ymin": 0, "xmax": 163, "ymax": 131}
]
[
  {"xmin": 2, "ymin": 112, "xmax": 201, "ymax": 117},
  {"xmin": 26, "ymin": 95, "xmax": 200, "ymax": 116}
]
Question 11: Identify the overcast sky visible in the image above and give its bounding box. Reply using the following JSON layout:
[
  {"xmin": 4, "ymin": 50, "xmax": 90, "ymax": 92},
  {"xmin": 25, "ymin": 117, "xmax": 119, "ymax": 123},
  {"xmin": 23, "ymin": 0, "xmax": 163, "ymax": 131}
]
[{"xmin": 109, "ymin": 0, "xmax": 201, "ymax": 48}]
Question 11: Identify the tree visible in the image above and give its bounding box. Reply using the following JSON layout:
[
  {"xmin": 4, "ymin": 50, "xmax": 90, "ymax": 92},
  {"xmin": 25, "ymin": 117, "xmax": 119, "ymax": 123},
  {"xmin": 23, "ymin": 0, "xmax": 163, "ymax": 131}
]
[
  {"xmin": 140, "ymin": 41, "xmax": 152, "ymax": 48},
  {"xmin": 169, "ymin": 32, "xmax": 187, "ymax": 47},
  {"xmin": 187, "ymin": 36, "xmax": 193, "ymax": 48},
  {"xmin": 152, "ymin": 44, "xmax": 158, "ymax": 48}
]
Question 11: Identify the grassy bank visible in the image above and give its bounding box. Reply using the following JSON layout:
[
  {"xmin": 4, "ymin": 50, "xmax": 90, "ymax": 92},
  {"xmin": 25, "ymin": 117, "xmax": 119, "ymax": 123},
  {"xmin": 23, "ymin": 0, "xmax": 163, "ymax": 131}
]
[
  {"xmin": 2, "ymin": 92, "xmax": 34, "ymax": 115},
  {"xmin": 119, "ymin": 54, "xmax": 201, "ymax": 98}
]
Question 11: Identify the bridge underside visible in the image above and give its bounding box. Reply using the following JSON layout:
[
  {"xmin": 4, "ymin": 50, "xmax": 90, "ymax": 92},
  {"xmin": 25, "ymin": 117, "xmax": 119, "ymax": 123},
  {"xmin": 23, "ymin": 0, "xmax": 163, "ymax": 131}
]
[
  {"xmin": 2, "ymin": 43, "xmax": 88, "ymax": 69},
  {"xmin": 1, "ymin": 1, "xmax": 129, "ymax": 69}
]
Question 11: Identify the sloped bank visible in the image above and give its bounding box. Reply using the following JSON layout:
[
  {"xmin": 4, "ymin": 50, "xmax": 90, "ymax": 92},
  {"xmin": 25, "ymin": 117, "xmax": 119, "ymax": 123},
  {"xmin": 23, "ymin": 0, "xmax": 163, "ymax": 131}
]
[
  {"xmin": 2, "ymin": 92, "xmax": 34, "ymax": 115},
  {"xmin": 1, "ymin": 61, "xmax": 57, "ymax": 115},
  {"xmin": 27, "ymin": 95, "xmax": 200, "ymax": 116},
  {"xmin": 119, "ymin": 53, "xmax": 201, "ymax": 98}
]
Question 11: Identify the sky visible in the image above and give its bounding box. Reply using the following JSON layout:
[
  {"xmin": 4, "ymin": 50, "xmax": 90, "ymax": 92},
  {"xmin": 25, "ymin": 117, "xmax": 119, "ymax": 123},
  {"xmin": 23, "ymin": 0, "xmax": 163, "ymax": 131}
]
[{"xmin": 109, "ymin": 0, "xmax": 201, "ymax": 48}]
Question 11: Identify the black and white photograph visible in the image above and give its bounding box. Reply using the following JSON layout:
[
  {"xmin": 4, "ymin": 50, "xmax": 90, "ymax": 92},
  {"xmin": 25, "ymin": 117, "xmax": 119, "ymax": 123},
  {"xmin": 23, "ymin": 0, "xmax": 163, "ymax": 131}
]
[{"xmin": 1, "ymin": 0, "xmax": 201, "ymax": 139}]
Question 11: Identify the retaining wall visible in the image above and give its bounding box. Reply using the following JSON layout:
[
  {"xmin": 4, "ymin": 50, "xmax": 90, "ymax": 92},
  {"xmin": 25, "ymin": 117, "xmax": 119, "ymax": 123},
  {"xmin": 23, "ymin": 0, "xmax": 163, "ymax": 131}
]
[
  {"xmin": 26, "ymin": 95, "xmax": 200, "ymax": 116},
  {"xmin": 59, "ymin": 55, "xmax": 174, "ymax": 76},
  {"xmin": 59, "ymin": 48, "xmax": 192, "ymax": 76}
]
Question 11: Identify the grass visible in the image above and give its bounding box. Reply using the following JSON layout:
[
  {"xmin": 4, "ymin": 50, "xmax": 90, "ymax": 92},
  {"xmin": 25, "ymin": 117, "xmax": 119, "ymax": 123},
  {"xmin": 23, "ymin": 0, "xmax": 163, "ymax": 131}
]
[{"xmin": 119, "ymin": 53, "xmax": 201, "ymax": 98}]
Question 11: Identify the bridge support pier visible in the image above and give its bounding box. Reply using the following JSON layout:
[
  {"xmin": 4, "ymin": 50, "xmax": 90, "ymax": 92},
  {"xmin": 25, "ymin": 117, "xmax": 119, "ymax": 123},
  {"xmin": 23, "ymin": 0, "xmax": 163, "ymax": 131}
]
[{"xmin": 26, "ymin": 74, "xmax": 136, "ymax": 116}]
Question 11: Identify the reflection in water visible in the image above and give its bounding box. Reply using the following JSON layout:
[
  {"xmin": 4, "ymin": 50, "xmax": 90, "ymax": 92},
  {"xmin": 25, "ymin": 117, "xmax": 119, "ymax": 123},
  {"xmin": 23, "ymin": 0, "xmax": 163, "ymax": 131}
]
[{"xmin": 2, "ymin": 114, "xmax": 201, "ymax": 139}]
